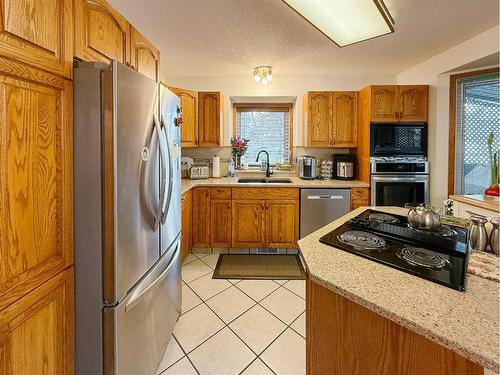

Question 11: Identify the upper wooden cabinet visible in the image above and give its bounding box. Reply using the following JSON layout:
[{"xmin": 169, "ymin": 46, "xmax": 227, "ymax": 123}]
[
  {"xmin": 170, "ymin": 86, "xmax": 198, "ymax": 147},
  {"xmin": 0, "ymin": 57, "xmax": 73, "ymax": 311},
  {"xmin": 398, "ymin": 85, "xmax": 429, "ymax": 122},
  {"xmin": 0, "ymin": 0, "xmax": 73, "ymax": 78},
  {"xmin": 370, "ymin": 85, "xmax": 399, "ymax": 122},
  {"xmin": 370, "ymin": 85, "xmax": 428, "ymax": 123},
  {"xmin": 130, "ymin": 27, "xmax": 159, "ymax": 82},
  {"xmin": 198, "ymin": 92, "xmax": 222, "ymax": 147},
  {"xmin": 304, "ymin": 91, "xmax": 358, "ymax": 147},
  {"xmin": 74, "ymin": 0, "xmax": 130, "ymax": 64},
  {"xmin": 0, "ymin": 267, "xmax": 74, "ymax": 375},
  {"xmin": 306, "ymin": 91, "xmax": 332, "ymax": 147},
  {"xmin": 332, "ymin": 92, "xmax": 358, "ymax": 148}
]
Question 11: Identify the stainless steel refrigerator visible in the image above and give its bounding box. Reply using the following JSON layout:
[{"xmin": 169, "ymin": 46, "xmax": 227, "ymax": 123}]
[{"xmin": 74, "ymin": 61, "xmax": 182, "ymax": 375}]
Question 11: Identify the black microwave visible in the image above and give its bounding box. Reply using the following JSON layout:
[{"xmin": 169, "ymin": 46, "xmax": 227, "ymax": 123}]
[{"xmin": 370, "ymin": 123, "xmax": 427, "ymax": 157}]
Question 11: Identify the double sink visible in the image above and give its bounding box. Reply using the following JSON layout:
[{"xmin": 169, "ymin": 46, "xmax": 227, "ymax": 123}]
[{"xmin": 237, "ymin": 177, "xmax": 293, "ymax": 184}]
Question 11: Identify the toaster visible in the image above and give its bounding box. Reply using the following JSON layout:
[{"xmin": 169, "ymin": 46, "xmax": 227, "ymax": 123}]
[{"xmin": 189, "ymin": 165, "xmax": 210, "ymax": 180}]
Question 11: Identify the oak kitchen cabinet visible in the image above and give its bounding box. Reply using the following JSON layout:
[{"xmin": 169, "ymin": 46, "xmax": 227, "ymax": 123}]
[
  {"xmin": 210, "ymin": 188, "xmax": 232, "ymax": 248},
  {"xmin": 0, "ymin": 57, "xmax": 74, "ymax": 312},
  {"xmin": 74, "ymin": 0, "xmax": 131, "ymax": 64},
  {"xmin": 130, "ymin": 26, "xmax": 160, "ymax": 82},
  {"xmin": 304, "ymin": 91, "xmax": 358, "ymax": 147},
  {"xmin": 370, "ymin": 85, "xmax": 428, "ymax": 123},
  {"xmin": 198, "ymin": 92, "xmax": 223, "ymax": 147},
  {"xmin": 350, "ymin": 187, "xmax": 371, "ymax": 210},
  {"xmin": 0, "ymin": 0, "xmax": 73, "ymax": 78},
  {"xmin": 169, "ymin": 86, "xmax": 198, "ymax": 147},
  {"xmin": 192, "ymin": 187, "xmax": 211, "ymax": 248},
  {"xmin": 231, "ymin": 188, "xmax": 299, "ymax": 248},
  {"xmin": 181, "ymin": 190, "xmax": 192, "ymax": 262},
  {"xmin": 167, "ymin": 89, "xmax": 223, "ymax": 148},
  {"xmin": 0, "ymin": 267, "xmax": 74, "ymax": 375}
]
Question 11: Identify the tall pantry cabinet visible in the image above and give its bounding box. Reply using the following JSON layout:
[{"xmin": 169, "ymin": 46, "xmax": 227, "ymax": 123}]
[
  {"xmin": 0, "ymin": 0, "xmax": 74, "ymax": 373},
  {"xmin": 0, "ymin": 0, "xmax": 162, "ymax": 373}
]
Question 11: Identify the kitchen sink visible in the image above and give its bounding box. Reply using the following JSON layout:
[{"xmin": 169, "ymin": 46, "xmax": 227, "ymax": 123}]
[{"xmin": 237, "ymin": 178, "xmax": 293, "ymax": 184}]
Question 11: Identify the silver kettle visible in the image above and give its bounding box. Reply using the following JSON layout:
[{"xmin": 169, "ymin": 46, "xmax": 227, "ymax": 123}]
[{"xmin": 407, "ymin": 205, "xmax": 441, "ymax": 231}]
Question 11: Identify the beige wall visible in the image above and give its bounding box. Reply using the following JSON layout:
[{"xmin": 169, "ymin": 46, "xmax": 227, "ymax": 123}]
[
  {"xmin": 397, "ymin": 26, "xmax": 499, "ymax": 206},
  {"xmin": 164, "ymin": 73, "xmax": 395, "ymax": 147}
]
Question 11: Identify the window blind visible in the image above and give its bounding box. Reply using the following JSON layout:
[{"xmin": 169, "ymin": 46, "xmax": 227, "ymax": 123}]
[
  {"xmin": 454, "ymin": 73, "xmax": 500, "ymax": 194},
  {"xmin": 235, "ymin": 106, "xmax": 292, "ymax": 165}
]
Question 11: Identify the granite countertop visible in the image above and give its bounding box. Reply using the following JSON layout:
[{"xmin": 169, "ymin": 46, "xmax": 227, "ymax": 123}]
[
  {"xmin": 298, "ymin": 206, "xmax": 499, "ymax": 372},
  {"xmin": 181, "ymin": 176, "xmax": 370, "ymax": 194},
  {"xmin": 450, "ymin": 194, "xmax": 500, "ymax": 213}
]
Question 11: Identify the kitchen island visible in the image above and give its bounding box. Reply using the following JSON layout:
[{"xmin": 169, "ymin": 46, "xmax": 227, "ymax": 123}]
[{"xmin": 298, "ymin": 206, "xmax": 499, "ymax": 375}]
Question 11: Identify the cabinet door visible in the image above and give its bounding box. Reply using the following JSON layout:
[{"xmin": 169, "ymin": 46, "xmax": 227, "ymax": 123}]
[
  {"xmin": 351, "ymin": 187, "xmax": 370, "ymax": 210},
  {"xmin": 0, "ymin": 58, "xmax": 73, "ymax": 311},
  {"xmin": 231, "ymin": 200, "xmax": 265, "ymax": 248},
  {"xmin": 371, "ymin": 86, "xmax": 398, "ymax": 122},
  {"xmin": 0, "ymin": 0, "xmax": 73, "ymax": 78},
  {"xmin": 210, "ymin": 200, "xmax": 232, "ymax": 248},
  {"xmin": 265, "ymin": 200, "xmax": 298, "ymax": 248},
  {"xmin": 130, "ymin": 26, "xmax": 160, "ymax": 82},
  {"xmin": 0, "ymin": 267, "xmax": 74, "ymax": 375},
  {"xmin": 191, "ymin": 188, "xmax": 210, "ymax": 248},
  {"xmin": 198, "ymin": 92, "xmax": 221, "ymax": 147},
  {"xmin": 307, "ymin": 92, "xmax": 332, "ymax": 147},
  {"xmin": 170, "ymin": 86, "xmax": 198, "ymax": 147},
  {"xmin": 74, "ymin": 0, "xmax": 130, "ymax": 64},
  {"xmin": 181, "ymin": 191, "xmax": 192, "ymax": 262},
  {"xmin": 399, "ymin": 85, "xmax": 428, "ymax": 122},
  {"xmin": 332, "ymin": 92, "xmax": 358, "ymax": 148}
]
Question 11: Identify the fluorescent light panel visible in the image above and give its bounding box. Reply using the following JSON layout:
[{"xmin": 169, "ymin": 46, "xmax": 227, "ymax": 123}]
[{"xmin": 283, "ymin": 0, "xmax": 394, "ymax": 47}]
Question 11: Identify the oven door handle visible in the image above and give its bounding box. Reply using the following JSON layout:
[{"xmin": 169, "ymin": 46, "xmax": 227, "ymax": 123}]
[{"xmin": 371, "ymin": 175, "xmax": 429, "ymax": 182}]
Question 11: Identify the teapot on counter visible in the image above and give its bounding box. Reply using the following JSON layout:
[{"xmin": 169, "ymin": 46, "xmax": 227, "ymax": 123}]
[{"xmin": 407, "ymin": 204, "xmax": 442, "ymax": 231}]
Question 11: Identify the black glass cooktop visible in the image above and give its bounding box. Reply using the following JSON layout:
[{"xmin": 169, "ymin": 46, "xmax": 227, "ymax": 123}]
[{"xmin": 319, "ymin": 209, "xmax": 469, "ymax": 291}]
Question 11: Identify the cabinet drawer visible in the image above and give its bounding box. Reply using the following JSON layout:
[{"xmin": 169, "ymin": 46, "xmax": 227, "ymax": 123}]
[
  {"xmin": 232, "ymin": 188, "xmax": 299, "ymax": 200},
  {"xmin": 211, "ymin": 187, "xmax": 231, "ymax": 199}
]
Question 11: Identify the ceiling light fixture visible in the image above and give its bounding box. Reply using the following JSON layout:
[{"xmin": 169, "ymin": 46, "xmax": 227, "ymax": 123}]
[
  {"xmin": 253, "ymin": 66, "xmax": 272, "ymax": 85},
  {"xmin": 282, "ymin": 0, "xmax": 394, "ymax": 47}
]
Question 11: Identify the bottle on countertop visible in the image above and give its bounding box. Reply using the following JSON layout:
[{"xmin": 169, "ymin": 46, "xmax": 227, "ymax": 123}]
[
  {"xmin": 227, "ymin": 159, "xmax": 235, "ymax": 178},
  {"xmin": 489, "ymin": 218, "xmax": 499, "ymax": 255}
]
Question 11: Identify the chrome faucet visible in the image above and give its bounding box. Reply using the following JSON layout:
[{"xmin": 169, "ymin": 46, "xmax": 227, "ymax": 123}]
[{"xmin": 256, "ymin": 150, "xmax": 272, "ymax": 177}]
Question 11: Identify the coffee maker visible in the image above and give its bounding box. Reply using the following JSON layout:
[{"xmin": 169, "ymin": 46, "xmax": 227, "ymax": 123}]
[{"xmin": 299, "ymin": 156, "xmax": 317, "ymax": 180}]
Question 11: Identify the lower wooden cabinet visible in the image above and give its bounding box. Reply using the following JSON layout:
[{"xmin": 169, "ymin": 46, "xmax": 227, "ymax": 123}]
[
  {"xmin": 211, "ymin": 199, "xmax": 232, "ymax": 248},
  {"xmin": 351, "ymin": 187, "xmax": 370, "ymax": 210},
  {"xmin": 192, "ymin": 187, "xmax": 211, "ymax": 248},
  {"xmin": 231, "ymin": 188, "xmax": 300, "ymax": 248},
  {"xmin": 231, "ymin": 200, "xmax": 266, "ymax": 248},
  {"xmin": 181, "ymin": 191, "xmax": 192, "ymax": 262},
  {"xmin": 266, "ymin": 201, "xmax": 299, "ymax": 248},
  {"xmin": 0, "ymin": 267, "xmax": 74, "ymax": 375}
]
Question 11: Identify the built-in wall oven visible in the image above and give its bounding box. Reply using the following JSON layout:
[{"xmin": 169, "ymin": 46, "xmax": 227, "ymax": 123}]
[{"xmin": 371, "ymin": 157, "xmax": 429, "ymax": 207}]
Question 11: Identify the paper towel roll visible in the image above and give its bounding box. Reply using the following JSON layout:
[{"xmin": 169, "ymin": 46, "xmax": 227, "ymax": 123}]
[{"xmin": 212, "ymin": 156, "xmax": 221, "ymax": 178}]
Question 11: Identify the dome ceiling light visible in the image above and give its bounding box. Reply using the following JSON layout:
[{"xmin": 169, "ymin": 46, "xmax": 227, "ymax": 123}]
[
  {"xmin": 281, "ymin": 0, "xmax": 394, "ymax": 47},
  {"xmin": 253, "ymin": 66, "xmax": 273, "ymax": 85}
]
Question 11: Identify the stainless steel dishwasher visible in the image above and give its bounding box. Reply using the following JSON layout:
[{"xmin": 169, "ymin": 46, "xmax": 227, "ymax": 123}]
[{"xmin": 300, "ymin": 189, "xmax": 351, "ymax": 238}]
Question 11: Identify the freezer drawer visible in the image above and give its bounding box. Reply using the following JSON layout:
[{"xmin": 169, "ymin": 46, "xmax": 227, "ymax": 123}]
[
  {"xmin": 104, "ymin": 237, "xmax": 181, "ymax": 375},
  {"xmin": 300, "ymin": 189, "xmax": 351, "ymax": 238}
]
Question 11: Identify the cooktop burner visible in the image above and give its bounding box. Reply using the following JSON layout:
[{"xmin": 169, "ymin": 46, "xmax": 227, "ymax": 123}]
[
  {"xmin": 338, "ymin": 230, "xmax": 387, "ymax": 251},
  {"xmin": 368, "ymin": 212, "xmax": 399, "ymax": 223},
  {"xmin": 407, "ymin": 224, "xmax": 457, "ymax": 238},
  {"xmin": 319, "ymin": 209, "xmax": 469, "ymax": 291},
  {"xmin": 398, "ymin": 247, "xmax": 450, "ymax": 269}
]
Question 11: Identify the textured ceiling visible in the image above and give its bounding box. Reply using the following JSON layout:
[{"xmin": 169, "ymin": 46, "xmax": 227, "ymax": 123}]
[{"xmin": 110, "ymin": 0, "xmax": 499, "ymax": 78}]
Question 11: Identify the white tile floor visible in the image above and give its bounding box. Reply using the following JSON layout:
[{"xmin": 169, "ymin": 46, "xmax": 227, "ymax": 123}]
[{"xmin": 156, "ymin": 252, "xmax": 306, "ymax": 375}]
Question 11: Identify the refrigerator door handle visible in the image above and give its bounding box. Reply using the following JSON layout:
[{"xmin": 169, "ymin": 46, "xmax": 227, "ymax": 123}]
[
  {"xmin": 125, "ymin": 240, "xmax": 180, "ymax": 312},
  {"xmin": 160, "ymin": 114, "xmax": 173, "ymax": 224},
  {"xmin": 153, "ymin": 113, "xmax": 167, "ymax": 231}
]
